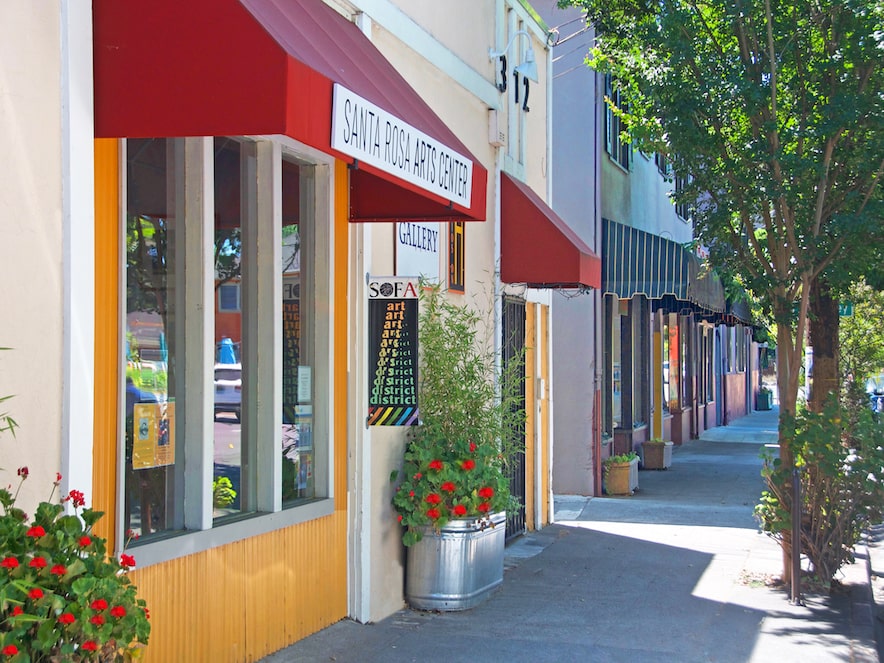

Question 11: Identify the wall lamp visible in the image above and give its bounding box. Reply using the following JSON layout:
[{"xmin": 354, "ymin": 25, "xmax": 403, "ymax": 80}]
[{"xmin": 489, "ymin": 29, "xmax": 538, "ymax": 88}]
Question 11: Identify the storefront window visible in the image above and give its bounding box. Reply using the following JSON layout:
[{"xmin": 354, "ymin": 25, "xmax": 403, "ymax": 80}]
[
  {"xmin": 668, "ymin": 314, "xmax": 680, "ymax": 411},
  {"xmin": 122, "ymin": 136, "xmax": 331, "ymax": 550},
  {"xmin": 281, "ymin": 156, "xmax": 316, "ymax": 505},
  {"xmin": 124, "ymin": 138, "xmax": 183, "ymax": 539}
]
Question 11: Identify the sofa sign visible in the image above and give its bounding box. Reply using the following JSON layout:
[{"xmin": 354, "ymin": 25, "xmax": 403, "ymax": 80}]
[
  {"xmin": 331, "ymin": 84, "xmax": 472, "ymax": 209},
  {"xmin": 367, "ymin": 277, "xmax": 419, "ymax": 426}
]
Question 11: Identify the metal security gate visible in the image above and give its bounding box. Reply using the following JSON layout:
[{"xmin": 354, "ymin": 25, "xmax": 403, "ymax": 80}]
[{"xmin": 502, "ymin": 296, "xmax": 527, "ymax": 541}]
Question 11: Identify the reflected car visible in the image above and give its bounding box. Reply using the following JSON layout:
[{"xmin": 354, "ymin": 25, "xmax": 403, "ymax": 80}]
[{"xmin": 214, "ymin": 363, "xmax": 242, "ymax": 422}]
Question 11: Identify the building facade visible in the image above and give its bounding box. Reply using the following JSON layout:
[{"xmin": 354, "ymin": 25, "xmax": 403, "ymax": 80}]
[{"xmin": 0, "ymin": 1, "xmax": 599, "ymax": 660}]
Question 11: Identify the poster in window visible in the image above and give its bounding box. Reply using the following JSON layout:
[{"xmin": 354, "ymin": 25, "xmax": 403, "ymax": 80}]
[
  {"xmin": 132, "ymin": 402, "xmax": 175, "ymax": 469},
  {"xmin": 367, "ymin": 277, "xmax": 419, "ymax": 425}
]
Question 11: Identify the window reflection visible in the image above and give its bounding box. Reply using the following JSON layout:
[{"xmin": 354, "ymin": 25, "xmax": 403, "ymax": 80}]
[
  {"xmin": 213, "ymin": 138, "xmax": 247, "ymax": 520},
  {"xmin": 281, "ymin": 157, "xmax": 315, "ymax": 505},
  {"xmin": 124, "ymin": 138, "xmax": 181, "ymax": 540}
]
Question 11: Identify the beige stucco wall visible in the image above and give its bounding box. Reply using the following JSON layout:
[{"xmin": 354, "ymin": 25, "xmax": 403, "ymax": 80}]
[{"xmin": 0, "ymin": 4, "xmax": 66, "ymax": 509}]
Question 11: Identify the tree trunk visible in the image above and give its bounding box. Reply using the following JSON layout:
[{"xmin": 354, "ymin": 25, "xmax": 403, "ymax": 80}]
[{"xmin": 808, "ymin": 277, "xmax": 839, "ymax": 412}]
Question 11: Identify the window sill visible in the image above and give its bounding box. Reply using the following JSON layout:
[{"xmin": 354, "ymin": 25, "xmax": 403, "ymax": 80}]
[{"xmin": 125, "ymin": 498, "xmax": 335, "ymax": 568}]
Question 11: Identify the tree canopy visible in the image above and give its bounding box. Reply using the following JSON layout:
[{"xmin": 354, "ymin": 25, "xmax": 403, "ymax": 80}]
[{"xmin": 559, "ymin": 0, "xmax": 884, "ymax": 415}]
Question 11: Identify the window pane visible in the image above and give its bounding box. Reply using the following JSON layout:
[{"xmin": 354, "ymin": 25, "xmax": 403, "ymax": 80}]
[
  {"xmin": 124, "ymin": 138, "xmax": 183, "ymax": 540},
  {"xmin": 281, "ymin": 157, "xmax": 316, "ymax": 505},
  {"xmin": 612, "ymin": 306, "xmax": 622, "ymax": 428},
  {"xmin": 214, "ymin": 138, "xmax": 247, "ymax": 520}
]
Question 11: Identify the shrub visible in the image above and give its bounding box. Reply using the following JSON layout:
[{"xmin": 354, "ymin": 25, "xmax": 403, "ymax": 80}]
[{"xmin": 755, "ymin": 396, "xmax": 884, "ymax": 589}]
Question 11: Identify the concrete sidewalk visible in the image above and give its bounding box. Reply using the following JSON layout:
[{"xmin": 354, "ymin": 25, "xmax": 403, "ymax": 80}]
[{"xmin": 261, "ymin": 408, "xmax": 881, "ymax": 662}]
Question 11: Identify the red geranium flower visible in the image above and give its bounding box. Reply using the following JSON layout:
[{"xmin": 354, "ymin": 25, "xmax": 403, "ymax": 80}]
[
  {"xmin": 51, "ymin": 564, "xmax": 67, "ymax": 576},
  {"xmin": 57, "ymin": 612, "xmax": 75, "ymax": 625},
  {"xmin": 478, "ymin": 502, "xmax": 491, "ymax": 513},
  {"xmin": 26, "ymin": 526, "xmax": 45, "ymax": 538},
  {"xmin": 28, "ymin": 588, "xmax": 43, "ymax": 600},
  {"xmin": 461, "ymin": 459, "xmax": 476, "ymax": 471},
  {"xmin": 1, "ymin": 557, "xmax": 19, "ymax": 569},
  {"xmin": 2, "ymin": 645, "xmax": 18, "ymax": 656},
  {"xmin": 478, "ymin": 486, "xmax": 494, "ymax": 499},
  {"xmin": 397, "ymin": 514, "xmax": 403, "ymax": 523},
  {"xmin": 428, "ymin": 459, "xmax": 444, "ymax": 471},
  {"xmin": 16, "ymin": 467, "xmax": 28, "ymax": 479},
  {"xmin": 110, "ymin": 605, "xmax": 126, "ymax": 618},
  {"xmin": 412, "ymin": 472, "xmax": 422, "ymax": 480},
  {"xmin": 29, "ymin": 556, "xmax": 47, "ymax": 569},
  {"xmin": 78, "ymin": 535, "xmax": 91, "ymax": 548},
  {"xmin": 119, "ymin": 554, "xmax": 136, "ymax": 569},
  {"xmin": 11, "ymin": 606, "xmax": 23, "ymax": 616},
  {"xmin": 90, "ymin": 614, "xmax": 105, "ymax": 626},
  {"xmin": 441, "ymin": 481, "xmax": 456, "ymax": 492},
  {"xmin": 425, "ymin": 493, "xmax": 441, "ymax": 505},
  {"xmin": 54, "ymin": 472, "xmax": 62, "ymax": 484},
  {"xmin": 65, "ymin": 490, "xmax": 86, "ymax": 508},
  {"xmin": 469, "ymin": 441, "xmax": 477, "ymax": 453},
  {"xmin": 81, "ymin": 641, "xmax": 98, "ymax": 652},
  {"xmin": 90, "ymin": 599, "xmax": 108, "ymax": 611},
  {"xmin": 426, "ymin": 508, "xmax": 440, "ymax": 520},
  {"xmin": 452, "ymin": 504, "xmax": 467, "ymax": 516}
]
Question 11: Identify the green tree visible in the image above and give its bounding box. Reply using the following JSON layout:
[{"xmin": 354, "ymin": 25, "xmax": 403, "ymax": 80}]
[{"xmin": 559, "ymin": 0, "xmax": 884, "ymax": 583}]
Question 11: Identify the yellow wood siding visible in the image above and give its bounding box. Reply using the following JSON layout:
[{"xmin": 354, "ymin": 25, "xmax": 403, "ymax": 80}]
[
  {"xmin": 524, "ymin": 304, "xmax": 536, "ymax": 530},
  {"xmin": 93, "ymin": 138, "xmax": 120, "ymax": 550},
  {"xmin": 110, "ymin": 158, "xmax": 351, "ymax": 662},
  {"xmin": 539, "ymin": 305, "xmax": 550, "ymax": 526}
]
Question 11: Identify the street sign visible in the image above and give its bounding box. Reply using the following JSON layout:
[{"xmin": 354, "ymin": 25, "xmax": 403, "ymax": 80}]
[{"xmin": 838, "ymin": 301, "xmax": 854, "ymax": 317}]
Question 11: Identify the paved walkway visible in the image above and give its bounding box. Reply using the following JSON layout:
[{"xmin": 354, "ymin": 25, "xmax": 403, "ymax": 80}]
[{"xmin": 261, "ymin": 407, "xmax": 881, "ymax": 662}]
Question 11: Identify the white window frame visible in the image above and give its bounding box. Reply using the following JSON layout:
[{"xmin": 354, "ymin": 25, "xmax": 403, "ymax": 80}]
[{"xmin": 117, "ymin": 136, "xmax": 335, "ymax": 566}]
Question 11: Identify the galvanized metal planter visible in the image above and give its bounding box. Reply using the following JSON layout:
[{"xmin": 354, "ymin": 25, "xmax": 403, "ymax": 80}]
[{"xmin": 405, "ymin": 511, "xmax": 506, "ymax": 611}]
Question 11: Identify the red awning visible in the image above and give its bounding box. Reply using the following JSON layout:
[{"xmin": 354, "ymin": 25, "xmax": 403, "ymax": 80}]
[
  {"xmin": 93, "ymin": 0, "xmax": 487, "ymax": 223},
  {"xmin": 500, "ymin": 173, "xmax": 601, "ymax": 289}
]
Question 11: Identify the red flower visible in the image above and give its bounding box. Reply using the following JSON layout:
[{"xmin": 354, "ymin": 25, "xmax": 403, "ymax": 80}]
[
  {"xmin": 50, "ymin": 564, "xmax": 66, "ymax": 576},
  {"xmin": 452, "ymin": 504, "xmax": 467, "ymax": 516},
  {"xmin": 478, "ymin": 486, "xmax": 494, "ymax": 499},
  {"xmin": 16, "ymin": 467, "xmax": 28, "ymax": 479},
  {"xmin": 144, "ymin": 608, "xmax": 150, "ymax": 620},
  {"xmin": 90, "ymin": 599, "xmax": 108, "ymax": 611},
  {"xmin": 412, "ymin": 473, "xmax": 422, "ymax": 480},
  {"xmin": 2, "ymin": 645, "xmax": 18, "ymax": 656},
  {"xmin": 461, "ymin": 459, "xmax": 476, "ymax": 471},
  {"xmin": 81, "ymin": 641, "xmax": 98, "ymax": 652},
  {"xmin": 29, "ymin": 556, "xmax": 47, "ymax": 569},
  {"xmin": 441, "ymin": 481, "xmax": 456, "ymax": 492},
  {"xmin": 110, "ymin": 605, "xmax": 126, "ymax": 618},
  {"xmin": 28, "ymin": 588, "xmax": 43, "ymax": 600},
  {"xmin": 11, "ymin": 606, "xmax": 23, "ymax": 616},
  {"xmin": 478, "ymin": 502, "xmax": 491, "ymax": 513},
  {"xmin": 26, "ymin": 526, "xmax": 45, "ymax": 538},
  {"xmin": 469, "ymin": 441, "xmax": 477, "ymax": 453},
  {"xmin": 54, "ymin": 472, "xmax": 62, "ymax": 484},
  {"xmin": 397, "ymin": 515, "xmax": 403, "ymax": 523},
  {"xmin": 57, "ymin": 612, "xmax": 75, "ymax": 625},
  {"xmin": 428, "ymin": 459, "xmax": 444, "ymax": 471},
  {"xmin": 120, "ymin": 554, "xmax": 136, "ymax": 569},
  {"xmin": 408, "ymin": 490, "xmax": 415, "ymax": 497},
  {"xmin": 78, "ymin": 535, "xmax": 91, "ymax": 548},
  {"xmin": 65, "ymin": 490, "xmax": 85, "ymax": 508},
  {"xmin": 1, "ymin": 557, "xmax": 19, "ymax": 569},
  {"xmin": 426, "ymin": 508, "xmax": 440, "ymax": 519},
  {"xmin": 425, "ymin": 493, "xmax": 441, "ymax": 505},
  {"xmin": 90, "ymin": 614, "xmax": 105, "ymax": 626}
]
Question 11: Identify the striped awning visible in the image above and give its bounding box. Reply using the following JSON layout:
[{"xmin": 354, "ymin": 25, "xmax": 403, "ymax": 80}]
[{"xmin": 602, "ymin": 218, "xmax": 725, "ymax": 313}]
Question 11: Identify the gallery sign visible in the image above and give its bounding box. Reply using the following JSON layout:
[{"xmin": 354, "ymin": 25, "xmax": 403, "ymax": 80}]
[
  {"xmin": 367, "ymin": 277, "xmax": 419, "ymax": 426},
  {"xmin": 331, "ymin": 84, "xmax": 473, "ymax": 209}
]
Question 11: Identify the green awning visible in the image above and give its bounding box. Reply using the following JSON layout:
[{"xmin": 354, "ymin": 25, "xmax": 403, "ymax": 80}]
[{"xmin": 602, "ymin": 218, "xmax": 725, "ymax": 313}]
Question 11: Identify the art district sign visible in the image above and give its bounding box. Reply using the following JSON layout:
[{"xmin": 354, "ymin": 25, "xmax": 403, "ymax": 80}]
[
  {"xmin": 331, "ymin": 84, "xmax": 473, "ymax": 209},
  {"xmin": 367, "ymin": 276, "xmax": 419, "ymax": 426}
]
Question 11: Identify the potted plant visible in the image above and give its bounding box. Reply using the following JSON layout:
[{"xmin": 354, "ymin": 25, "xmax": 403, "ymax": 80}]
[
  {"xmin": 603, "ymin": 451, "xmax": 639, "ymax": 495},
  {"xmin": 0, "ymin": 469, "xmax": 151, "ymax": 661},
  {"xmin": 391, "ymin": 282, "xmax": 525, "ymax": 611},
  {"xmin": 641, "ymin": 439, "xmax": 674, "ymax": 470},
  {"xmin": 757, "ymin": 385, "xmax": 773, "ymax": 410}
]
